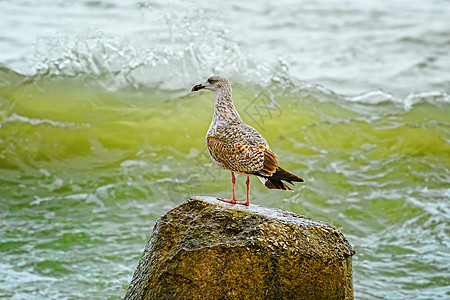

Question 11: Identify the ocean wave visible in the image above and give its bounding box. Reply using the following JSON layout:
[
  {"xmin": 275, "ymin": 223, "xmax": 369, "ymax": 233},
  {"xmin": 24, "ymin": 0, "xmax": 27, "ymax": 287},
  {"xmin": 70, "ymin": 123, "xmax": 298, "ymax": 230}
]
[
  {"xmin": 29, "ymin": 9, "xmax": 255, "ymax": 92},
  {"xmin": 0, "ymin": 113, "xmax": 89, "ymax": 129},
  {"xmin": 19, "ymin": 22, "xmax": 448, "ymax": 112},
  {"xmin": 2, "ymin": 2, "xmax": 450, "ymax": 300},
  {"xmin": 0, "ymin": 1, "xmax": 445, "ymax": 110}
]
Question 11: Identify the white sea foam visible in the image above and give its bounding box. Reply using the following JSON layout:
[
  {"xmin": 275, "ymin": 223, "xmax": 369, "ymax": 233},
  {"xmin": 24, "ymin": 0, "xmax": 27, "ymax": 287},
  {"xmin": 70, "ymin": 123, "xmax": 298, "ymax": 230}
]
[
  {"xmin": 1, "ymin": 0, "xmax": 446, "ymax": 97},
  {"xmin": 120, "ymin": 160, "xmax": 148, "ymax": 168},
  {"xmin": 0, "ymin": 0, "xmax": 447, "ymax": 106},
  {"xmin": 0, "ymin": 263, "xmax": 57, "ymax": 283},
  {"xmin": 1, "ymin": 113, "xmax": 90, "ymax": 129}
]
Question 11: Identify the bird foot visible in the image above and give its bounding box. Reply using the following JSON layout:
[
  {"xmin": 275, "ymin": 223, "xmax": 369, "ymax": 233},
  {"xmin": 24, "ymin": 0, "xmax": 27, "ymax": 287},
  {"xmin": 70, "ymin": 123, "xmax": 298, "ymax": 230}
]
[{"xmin": 217, "ymin": 197, "xmax": 249, "ymax": 206}]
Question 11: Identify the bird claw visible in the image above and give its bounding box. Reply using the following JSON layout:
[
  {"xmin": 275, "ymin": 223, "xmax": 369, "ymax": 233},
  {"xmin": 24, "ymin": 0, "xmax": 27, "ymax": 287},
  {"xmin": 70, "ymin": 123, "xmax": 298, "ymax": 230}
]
[{"xmin": 217, "ymin": 197, "xmax": 249, "ymax": 206}]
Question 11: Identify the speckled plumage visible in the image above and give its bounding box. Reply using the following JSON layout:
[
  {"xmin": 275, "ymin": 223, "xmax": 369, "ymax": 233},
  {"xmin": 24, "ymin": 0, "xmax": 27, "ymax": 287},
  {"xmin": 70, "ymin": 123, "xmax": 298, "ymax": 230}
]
[{"xmin": 192, "ymin": 75, "xmax": 303, "ymax": 205}]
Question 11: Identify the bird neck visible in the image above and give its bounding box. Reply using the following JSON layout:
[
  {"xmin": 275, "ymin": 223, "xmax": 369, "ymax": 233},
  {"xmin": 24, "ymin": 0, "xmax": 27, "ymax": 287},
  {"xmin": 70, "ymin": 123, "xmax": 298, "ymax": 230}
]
[{"xmin": 212, "ymin": 88, "xmax": 242, "ymax": 123}]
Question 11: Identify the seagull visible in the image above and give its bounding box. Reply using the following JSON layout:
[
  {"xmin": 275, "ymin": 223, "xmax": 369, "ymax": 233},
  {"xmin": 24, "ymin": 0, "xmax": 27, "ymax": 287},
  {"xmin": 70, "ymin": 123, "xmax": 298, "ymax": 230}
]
[{"xmin": 191, "ymin": 75, "xmax": 304, "ymax": 205}]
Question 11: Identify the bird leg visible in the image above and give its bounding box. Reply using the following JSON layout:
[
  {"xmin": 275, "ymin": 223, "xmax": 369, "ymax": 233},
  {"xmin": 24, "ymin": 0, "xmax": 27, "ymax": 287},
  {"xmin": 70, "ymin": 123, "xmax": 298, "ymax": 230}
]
[
  {"xmin": 217, "ymin": 172, "xmax": 237, "ymax": 204},
  {"xmin": 242, "ymin": 176, "xmax": 250, "ymax": 206},
  {"xmin": 217, "ymin": 172, "xmax": 250, "ymax": 206}
]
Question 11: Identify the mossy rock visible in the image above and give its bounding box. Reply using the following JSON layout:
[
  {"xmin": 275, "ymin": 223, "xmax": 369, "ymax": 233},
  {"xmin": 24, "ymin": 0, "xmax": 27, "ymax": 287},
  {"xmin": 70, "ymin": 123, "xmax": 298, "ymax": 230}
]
[{"xmin": 125, "ymin": 196, "xmax": 355, "ymax": 300}]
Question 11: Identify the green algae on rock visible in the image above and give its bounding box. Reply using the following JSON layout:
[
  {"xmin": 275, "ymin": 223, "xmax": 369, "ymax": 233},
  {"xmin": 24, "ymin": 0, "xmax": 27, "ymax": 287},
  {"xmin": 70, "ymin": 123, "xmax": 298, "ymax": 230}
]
[{"xmin": 125, "ymin": 196, "xmax": 355, "ymax": 299}]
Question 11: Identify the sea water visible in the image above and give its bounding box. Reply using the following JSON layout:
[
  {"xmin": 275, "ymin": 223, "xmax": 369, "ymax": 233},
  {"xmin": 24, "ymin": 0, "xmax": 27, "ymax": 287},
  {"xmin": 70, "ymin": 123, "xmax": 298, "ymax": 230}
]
[{"xmin": 0, "ymin": 1, "xmax": 449, "ymax": 299}]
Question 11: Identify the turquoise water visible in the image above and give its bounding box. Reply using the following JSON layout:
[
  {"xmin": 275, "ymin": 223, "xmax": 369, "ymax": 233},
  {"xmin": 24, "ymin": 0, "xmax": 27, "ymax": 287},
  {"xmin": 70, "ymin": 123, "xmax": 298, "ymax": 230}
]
[{"xmin": 1, "ymin": 1, "xmax": 449, "ymax": 299}]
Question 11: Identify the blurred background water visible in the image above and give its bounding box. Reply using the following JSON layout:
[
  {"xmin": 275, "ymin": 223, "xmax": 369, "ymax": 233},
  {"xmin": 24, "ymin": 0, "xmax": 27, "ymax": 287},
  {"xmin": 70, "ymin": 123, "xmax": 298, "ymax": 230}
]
[{"xmin": 0, "ymin": 0, "xmax": 449, "ymax": 299}]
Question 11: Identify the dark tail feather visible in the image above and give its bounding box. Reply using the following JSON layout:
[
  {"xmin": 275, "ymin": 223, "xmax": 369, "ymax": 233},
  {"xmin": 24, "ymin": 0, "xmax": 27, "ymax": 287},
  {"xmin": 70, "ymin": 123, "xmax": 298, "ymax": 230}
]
[{"xmin": 263, "ymin": 167, "xmax": 304, "ymax": 190}]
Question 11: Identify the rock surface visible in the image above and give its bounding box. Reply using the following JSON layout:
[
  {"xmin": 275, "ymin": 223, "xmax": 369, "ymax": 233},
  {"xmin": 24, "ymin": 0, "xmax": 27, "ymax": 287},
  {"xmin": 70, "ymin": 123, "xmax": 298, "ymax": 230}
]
[{"xmin": 125, "ymin": 196, "xmax": 355, "ymax": 300}]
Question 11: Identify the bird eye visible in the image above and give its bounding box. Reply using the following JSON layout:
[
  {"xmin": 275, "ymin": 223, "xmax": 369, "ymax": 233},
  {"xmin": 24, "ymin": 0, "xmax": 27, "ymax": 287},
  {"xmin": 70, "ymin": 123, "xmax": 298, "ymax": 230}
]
[{"xmin": 208, "ymin": 79, "xmax": 214, "ymax": 84}]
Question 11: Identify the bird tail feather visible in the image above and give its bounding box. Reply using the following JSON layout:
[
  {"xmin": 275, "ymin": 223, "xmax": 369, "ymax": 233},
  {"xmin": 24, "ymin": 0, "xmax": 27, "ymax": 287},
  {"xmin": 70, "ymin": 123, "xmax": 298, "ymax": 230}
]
[{"xmin": 257, "ymin": 167, "xmax": 304, "ymax": 191}]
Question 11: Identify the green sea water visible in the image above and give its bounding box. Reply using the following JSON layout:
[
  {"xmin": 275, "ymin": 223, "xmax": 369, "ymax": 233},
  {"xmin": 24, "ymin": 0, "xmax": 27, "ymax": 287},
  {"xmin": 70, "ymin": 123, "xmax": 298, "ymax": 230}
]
[{"xmin": 1, "ymin": 67, "xmax": 449, "ymax": 298}]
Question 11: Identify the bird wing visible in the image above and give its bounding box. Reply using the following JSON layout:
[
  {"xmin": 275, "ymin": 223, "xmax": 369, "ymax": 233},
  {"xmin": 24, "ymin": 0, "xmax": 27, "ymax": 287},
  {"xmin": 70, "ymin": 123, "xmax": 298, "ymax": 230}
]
[{"xmin": 206, "ymin": 135, "xmax": 279, "ymax": 175}]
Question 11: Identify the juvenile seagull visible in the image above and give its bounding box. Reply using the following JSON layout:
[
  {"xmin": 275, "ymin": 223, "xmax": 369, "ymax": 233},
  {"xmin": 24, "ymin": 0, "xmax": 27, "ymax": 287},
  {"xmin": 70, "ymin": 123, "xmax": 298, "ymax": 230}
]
[{"xmin": 191, "ymin": 75, "xmax": 304, "ymax": 206}]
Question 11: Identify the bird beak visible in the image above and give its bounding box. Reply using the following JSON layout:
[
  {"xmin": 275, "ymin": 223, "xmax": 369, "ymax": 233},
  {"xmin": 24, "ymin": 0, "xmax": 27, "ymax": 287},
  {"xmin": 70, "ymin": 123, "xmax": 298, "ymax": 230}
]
[{"xmin": 191, "ymin": 84, "xmax": 206, "ymax": 92}]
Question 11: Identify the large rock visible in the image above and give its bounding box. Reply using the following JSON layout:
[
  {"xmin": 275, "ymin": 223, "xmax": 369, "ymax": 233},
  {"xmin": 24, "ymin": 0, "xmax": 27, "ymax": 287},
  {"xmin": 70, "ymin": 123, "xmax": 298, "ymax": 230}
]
[{"xmin": 125, "ymin": 196, "xmax": 355, "ymax": 300}]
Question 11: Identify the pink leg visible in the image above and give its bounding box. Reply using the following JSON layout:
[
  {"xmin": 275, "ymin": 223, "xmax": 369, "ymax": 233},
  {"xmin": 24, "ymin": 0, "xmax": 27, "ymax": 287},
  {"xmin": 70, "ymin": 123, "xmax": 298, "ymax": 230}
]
[
  {"xmin": 217, "ymin": 173, "xmax": 250, "ymax": 206},
  {"xmin": 217, "ymin": 172, "xmax": 237, "ymax": 204},
  {"xmin": 232, "ymin": 173, "xmax": 236, "ymax": 201},
  {"xmin": 242, "ymin": 176, "xmax": 250, "ymax": 206}
]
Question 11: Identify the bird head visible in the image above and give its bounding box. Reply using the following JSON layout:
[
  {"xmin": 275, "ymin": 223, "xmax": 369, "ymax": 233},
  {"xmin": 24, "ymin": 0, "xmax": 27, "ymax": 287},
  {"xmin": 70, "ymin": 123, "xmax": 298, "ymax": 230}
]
[{"xmin": 191, "ymin": 74, "xmax": 231, "ymax": 94}]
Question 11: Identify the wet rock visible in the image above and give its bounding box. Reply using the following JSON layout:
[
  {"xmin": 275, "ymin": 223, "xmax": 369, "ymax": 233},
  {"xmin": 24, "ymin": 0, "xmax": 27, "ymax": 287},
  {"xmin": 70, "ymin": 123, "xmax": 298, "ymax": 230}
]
[{"xmin": 125, "ymin": 196, "xmax": 355, "ymax": 300}]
